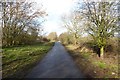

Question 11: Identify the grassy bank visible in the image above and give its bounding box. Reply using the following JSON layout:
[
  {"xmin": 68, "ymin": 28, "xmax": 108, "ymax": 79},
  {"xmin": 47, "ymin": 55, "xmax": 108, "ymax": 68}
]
[
  {"xmin": 65, "ymin": 44, "xmax": 118, "ymax": 78},
  {"xmin": 2, "ymin": 42, "xmax": 54, "ymax": 78}
]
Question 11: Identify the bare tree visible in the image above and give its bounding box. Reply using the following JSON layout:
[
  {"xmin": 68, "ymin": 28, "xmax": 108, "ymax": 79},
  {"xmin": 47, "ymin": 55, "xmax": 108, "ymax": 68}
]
[
  {"xmin": 78, "ymin": 1, "xmax": 119, "ymax": 58},
  {"xmin": 1, "ymin": 1, "xmax": 46, "ymax": 47},
  {"xmin": 59, "ymin": 32, "xmax": 71, "ymax": 44},
  {"xmin": 47, "ymin": 32, "xmax": 57, "ymax": 42},
  {"xmin": 61, "ymin": 12, "xmax": 84, "ymax": 45}
]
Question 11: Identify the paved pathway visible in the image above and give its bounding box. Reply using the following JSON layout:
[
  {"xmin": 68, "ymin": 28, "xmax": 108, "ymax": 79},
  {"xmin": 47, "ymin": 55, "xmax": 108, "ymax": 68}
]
[{"xmin": 26, "ymin": 42, "xmax": 85, "ymax": 78}]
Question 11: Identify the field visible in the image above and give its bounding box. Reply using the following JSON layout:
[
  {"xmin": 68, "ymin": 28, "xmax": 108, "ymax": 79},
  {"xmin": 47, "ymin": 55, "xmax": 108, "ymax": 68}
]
[{"xmin": 2, "ymin": 42, "xmax": 54, "ymax": 78}]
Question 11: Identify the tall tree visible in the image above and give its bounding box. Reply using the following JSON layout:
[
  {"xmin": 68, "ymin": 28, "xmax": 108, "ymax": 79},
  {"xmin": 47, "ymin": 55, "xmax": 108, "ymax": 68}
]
[
  {"xmin": 59, "ymin": 32, "xmax": 71, "ymax": 44},
  {"xmin": 62, "ymin": 12, "xmax": 84, "ymax": 45},
  {"xmin": 1, "ymin": 1, "xmax": 46, "ymax": 47},
  {"xmin": 78, "ymin": 1, "xmax": 119, "ymax": 58},
  {"xmin": 47, "ymin": 32, "xmax": 57, "ymax": 41}
]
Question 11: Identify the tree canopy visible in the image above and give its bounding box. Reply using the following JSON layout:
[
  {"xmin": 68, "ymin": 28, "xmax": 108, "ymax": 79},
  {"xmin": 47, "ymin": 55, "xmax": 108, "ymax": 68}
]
[{"xmin": 1, "ymin": 1, "xmax": 47, "ymax": 47}]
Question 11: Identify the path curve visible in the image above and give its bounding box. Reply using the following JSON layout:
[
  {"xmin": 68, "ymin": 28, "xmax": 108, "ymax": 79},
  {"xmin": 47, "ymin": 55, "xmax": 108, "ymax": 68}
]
[{"xmin": 26, "ymin": 42, "xmax": 85, "ymax": 78}]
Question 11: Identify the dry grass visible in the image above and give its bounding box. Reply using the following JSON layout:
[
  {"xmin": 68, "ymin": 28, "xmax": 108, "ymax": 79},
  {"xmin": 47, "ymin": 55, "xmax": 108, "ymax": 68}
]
[{"xmin": 65, "ymin": 37, "xmax": 119, "ymax": 78}]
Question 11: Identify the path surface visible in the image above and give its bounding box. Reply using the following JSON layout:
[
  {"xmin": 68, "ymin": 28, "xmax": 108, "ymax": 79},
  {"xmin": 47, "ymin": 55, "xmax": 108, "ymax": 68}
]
[{"xmin": 26, "ymin": 42, "xmax": 85, "ymax": 78}]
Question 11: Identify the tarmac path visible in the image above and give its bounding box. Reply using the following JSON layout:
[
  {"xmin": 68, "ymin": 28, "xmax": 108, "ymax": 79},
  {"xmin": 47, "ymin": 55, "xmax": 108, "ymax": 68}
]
[{"xmin": 26, "ymin": 42, "xmax": 85, "ymax": 78}]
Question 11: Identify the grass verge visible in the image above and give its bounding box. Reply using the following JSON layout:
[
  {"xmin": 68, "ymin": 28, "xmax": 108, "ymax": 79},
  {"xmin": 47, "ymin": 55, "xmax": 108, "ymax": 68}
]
[
  {"xmin": 65, "ymin": 44, "xmax": 118, "ymax": 78},
  {"xmin": 2, "ymin": 42, "xmax": 54, "ymax": 78}
]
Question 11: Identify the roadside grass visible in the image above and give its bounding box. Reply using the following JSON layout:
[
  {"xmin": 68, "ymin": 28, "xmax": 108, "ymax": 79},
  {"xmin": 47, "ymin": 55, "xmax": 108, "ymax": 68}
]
[
  {"xmin": 2, "ymin": 42, "xmax": 54, "ymax": 78},
  {"xmin": 93, "ymin": 61, "xmax": 106, "ymax": 69},
  {"xmin": 82, "ymin": 52, "xmax": 90, "ymax": 59},
  {"xmin": 65, "ymin": 43, "xmax": 118, "ymax": 78}
]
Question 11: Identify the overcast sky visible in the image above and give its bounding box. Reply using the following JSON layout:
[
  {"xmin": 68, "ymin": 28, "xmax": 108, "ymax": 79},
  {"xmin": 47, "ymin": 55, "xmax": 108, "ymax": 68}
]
[{"xmin": 29, "ymin": 0, "xmax": 78, "ymax": 36}]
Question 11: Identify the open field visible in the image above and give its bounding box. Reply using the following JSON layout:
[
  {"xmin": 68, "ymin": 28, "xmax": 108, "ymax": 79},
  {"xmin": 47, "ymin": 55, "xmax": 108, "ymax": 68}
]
[{"xmin": 2, "ymin": 42, "xmax": 54, "ymax": 78}]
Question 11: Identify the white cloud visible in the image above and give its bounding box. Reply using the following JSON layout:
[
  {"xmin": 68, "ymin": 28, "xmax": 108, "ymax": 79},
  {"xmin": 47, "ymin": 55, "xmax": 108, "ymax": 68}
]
[
  {"xmin": 43, "ymin": 20, "xmax": 67, "ymax": 36},
  {"xmin": 28, "ymin": 0, "xmax": 77, "ymax": 35},
  {"xmin": 42, "ymin": 0, "xmax": 74, "ymax": 15}
]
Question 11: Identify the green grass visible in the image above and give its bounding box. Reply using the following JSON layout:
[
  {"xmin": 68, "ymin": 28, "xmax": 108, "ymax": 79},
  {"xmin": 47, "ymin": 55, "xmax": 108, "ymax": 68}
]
[
  {"xmin": 93, "ymin": 61, "xmax": 106, "ymax": 69},
  {"xmin": 2, "ymin": 42, "xmax": 54, "ymax": 78},
  {"xmin": 82, "ymin": 52, "xmax": 90, "ymax": 59}
]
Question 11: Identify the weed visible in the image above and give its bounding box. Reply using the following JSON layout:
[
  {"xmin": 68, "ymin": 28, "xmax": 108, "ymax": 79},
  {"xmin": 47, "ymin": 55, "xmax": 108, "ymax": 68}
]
[
  {"xmin": 82, "ymin": 53, "xmax": 90, "ymax": 59},
  {"xmin": 93, "ymin": 61, "xmax": 106, "ymax": 69}
]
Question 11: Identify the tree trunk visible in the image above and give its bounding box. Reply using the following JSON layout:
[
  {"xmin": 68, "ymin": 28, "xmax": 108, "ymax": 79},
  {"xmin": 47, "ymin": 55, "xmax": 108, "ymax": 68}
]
[
  {"xmin": 74, "ymin": 39, "xmax": 77, "ymax": 45},
  {"xmin": 74, "ymin": 34, "xmax": 77, "ymax": 45},
  {"xmin": 100, "ymin": 46, "xmax": 104, "ymax": 58}
]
